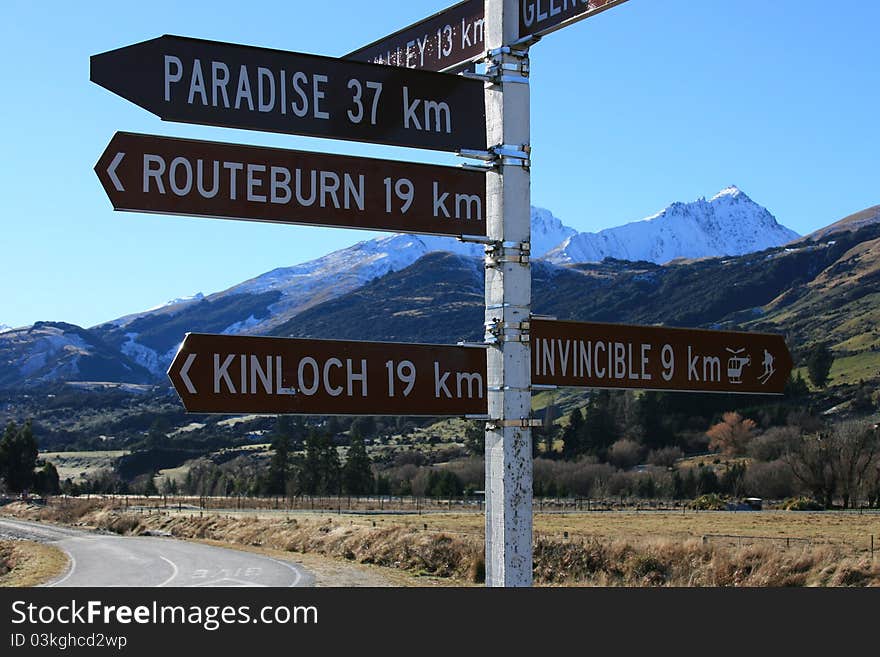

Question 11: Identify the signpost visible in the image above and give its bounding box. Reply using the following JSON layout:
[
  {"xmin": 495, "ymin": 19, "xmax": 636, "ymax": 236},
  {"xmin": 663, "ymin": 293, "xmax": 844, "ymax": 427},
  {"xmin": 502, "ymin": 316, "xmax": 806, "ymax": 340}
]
[
  {"xmin": 531, "ymin": 319, "xmax": 793, "ymax": 394},
  {"xmin": 519, "ymin": 0, "xmax": 630, "ymax": 39},
  {"xmin": 95, "ymin": 132, "xmax": 487, "ymax": 237},
  {"xmin": 167, "ymin": 333, "xmax": 488, "ymax": 416},
  {"xmin": 91, "ymin": 35, "xmax": 486, "ymax": 152},
  {"xmin": 345, "ymin": 0, "xmax": 485, "ymax": 73},
  {"xmin": 92, "ymin": 0, "xmax": 787, "ymax": 589}
]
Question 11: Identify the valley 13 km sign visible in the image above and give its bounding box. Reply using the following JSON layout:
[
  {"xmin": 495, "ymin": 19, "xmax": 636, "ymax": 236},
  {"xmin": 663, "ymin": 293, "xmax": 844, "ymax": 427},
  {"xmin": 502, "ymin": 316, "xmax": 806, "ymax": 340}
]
[
  {"xmin": 530, "ymin": 319, "xmax": 792, "ymax": 394},
  {"xmin": 168, "ymin": 333, "xmax": 489, "ymax": 416},
  {"xmin": 91, "ymin": 35, "xmax": 486, "ymax": 152},
  {"xmin": 95, "ymin": 132, "xmax": 486, "ymax": 237}
]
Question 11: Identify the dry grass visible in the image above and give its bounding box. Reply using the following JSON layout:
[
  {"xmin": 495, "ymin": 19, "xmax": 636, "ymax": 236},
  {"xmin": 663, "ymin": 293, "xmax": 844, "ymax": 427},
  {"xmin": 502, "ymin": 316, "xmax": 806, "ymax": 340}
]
[
  {"xmin": 0, "ymin": 540, "xmax": 69, "ymax": 587},
  {"xmin": 3, "ymin": 500, "xmax": 879, "ymax": 586}
]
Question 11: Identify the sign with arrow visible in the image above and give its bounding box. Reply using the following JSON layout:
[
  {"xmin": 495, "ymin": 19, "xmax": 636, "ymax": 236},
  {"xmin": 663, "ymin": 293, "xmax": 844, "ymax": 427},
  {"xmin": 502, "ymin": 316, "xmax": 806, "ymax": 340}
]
[
  {"xmin": 95, "ymin": 132, "xmax": 487, "ymax": 237},
  {"xmin": 530, "ymin": 319, "xmax": 792, "ymax": 394},
  {"xmin": 346, "ymin": 0, "xmax": 486, "ymax": 73},
  {"xmin": 91, "ymin": 35, "xmax": 486, "ymax": 152},
  {"xmin": 168, "ymin": 333, "xmax": 489, "ymax": 415}
]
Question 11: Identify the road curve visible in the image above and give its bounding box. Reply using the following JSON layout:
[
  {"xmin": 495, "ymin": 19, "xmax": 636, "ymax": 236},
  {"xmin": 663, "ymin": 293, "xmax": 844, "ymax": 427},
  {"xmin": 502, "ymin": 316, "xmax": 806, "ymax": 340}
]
[{"xmin": 0, "ymin": 518, "xmax": 313, "ymax": 587}]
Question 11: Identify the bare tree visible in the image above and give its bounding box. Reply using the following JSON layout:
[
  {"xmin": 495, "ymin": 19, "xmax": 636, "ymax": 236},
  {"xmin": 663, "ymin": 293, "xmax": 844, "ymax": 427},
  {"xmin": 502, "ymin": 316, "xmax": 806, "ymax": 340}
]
[
  {"xmin": 832, "ymin": 421, "xmax": 880, "ymax": 509},
  {"xmin": 784, "ymin": 421, "xmax": 880, "ymax": 508}
]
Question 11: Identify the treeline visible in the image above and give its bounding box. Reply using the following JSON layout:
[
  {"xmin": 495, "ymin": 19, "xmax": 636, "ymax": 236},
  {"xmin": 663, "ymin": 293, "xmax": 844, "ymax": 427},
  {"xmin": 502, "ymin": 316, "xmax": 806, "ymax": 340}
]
[{"xmin": 175, "ymin": 417, "xmax": 374, "ymax": 498}]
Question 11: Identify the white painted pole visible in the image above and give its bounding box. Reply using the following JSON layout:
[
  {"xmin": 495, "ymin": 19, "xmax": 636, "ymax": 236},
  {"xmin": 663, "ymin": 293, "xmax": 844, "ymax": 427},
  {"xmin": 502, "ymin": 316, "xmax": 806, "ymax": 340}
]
[{"xmin": 484, "ymin": 0, "xmax": 532, "ymax": 587}]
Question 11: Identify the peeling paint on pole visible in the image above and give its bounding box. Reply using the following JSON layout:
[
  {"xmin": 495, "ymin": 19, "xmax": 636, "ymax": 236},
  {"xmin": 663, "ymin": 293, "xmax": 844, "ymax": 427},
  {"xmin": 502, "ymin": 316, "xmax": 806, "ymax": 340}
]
[{"xmin": 483, "ymin": 0, "xmax": 533, "ymax": 588}]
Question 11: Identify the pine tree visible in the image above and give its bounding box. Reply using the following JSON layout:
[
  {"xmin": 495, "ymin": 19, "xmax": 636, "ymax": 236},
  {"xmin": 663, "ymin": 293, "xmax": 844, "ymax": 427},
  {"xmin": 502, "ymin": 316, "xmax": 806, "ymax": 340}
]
[
  {"xmin": 0, "ymin": 421, "xmax": 39, "ymax": 493},
  {"xmin": 343, "ymin": 436, "xmax": 374, "ymax": 495},
  {"xmin": 582, "ymin": 391, "xmax": 617, "ymax": 455},
  {"xmin": 266, "ymin": 429, "xmax": 293, "ymax": 496},
  {"xmin": 561, "ymin": 408, "xmax": 585, "ymax": 460},
  {"xmin": 299, "ymin": 432, "xmax": 323, "ymax": 495},
  {"xmin": 806, "ymin": 342, "xmax": 834, "ymax": 388}
]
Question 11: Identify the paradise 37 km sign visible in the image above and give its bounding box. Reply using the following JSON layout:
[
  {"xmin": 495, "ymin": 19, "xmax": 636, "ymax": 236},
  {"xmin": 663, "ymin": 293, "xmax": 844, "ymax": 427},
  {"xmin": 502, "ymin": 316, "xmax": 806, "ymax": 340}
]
[{"xmin": 91, "ymin": 35, "xmax": 486, "ymax": 152}]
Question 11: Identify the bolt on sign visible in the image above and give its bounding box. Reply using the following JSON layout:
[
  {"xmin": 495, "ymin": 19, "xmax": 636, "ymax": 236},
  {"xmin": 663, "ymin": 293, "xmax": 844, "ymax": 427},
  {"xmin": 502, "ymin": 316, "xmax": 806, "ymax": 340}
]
[
  {"xmin": 95, "ymin": 132, "xmax": 487, "ymax": 237},
  {"xmin": 345, "ymin": 0, "xmax": 486, "ymax": 73},
  {"xmin": 530, "ymin": 319, "xmax": 793, "ymax": 394},
  {"xmin": 168, "ymin": 333, "xmax": 489, "ymax": 415},
  {"xmin": 90, "ymin": 35, "xmax": 487, "ymax": 152},
  {"xmin": 519, "ymin": 0, "xmax": 630, "ymax": 39}
]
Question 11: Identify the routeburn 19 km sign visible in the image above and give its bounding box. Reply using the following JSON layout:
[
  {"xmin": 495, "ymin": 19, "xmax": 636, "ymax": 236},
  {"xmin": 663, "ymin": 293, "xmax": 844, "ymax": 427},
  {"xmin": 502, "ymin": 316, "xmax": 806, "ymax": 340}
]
[
  {"xmin": 168, "ymin": 333, "xmax": 489, "ymax": 416},
  {"xmin": 530, "ymin": 319, "xmax": 792, "ymax": 394},
  {"xmin": 95, "ymin": 132, "xmax": 487, "ymax": 237},
  {"xmin": 91, "ymin": 35, "xmax": 487, "ymax": 152}
]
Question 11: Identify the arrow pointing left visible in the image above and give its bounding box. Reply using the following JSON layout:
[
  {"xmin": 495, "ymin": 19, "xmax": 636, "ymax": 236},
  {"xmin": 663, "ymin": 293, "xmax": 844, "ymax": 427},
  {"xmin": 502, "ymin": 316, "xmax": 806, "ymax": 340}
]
[
  {"xmin": 179, "ymin": 353, "xmax": 197, "ymax": 394},
  {"xmin": 107, "ymin": 152, "xmax": 125, "ymax": 192}
]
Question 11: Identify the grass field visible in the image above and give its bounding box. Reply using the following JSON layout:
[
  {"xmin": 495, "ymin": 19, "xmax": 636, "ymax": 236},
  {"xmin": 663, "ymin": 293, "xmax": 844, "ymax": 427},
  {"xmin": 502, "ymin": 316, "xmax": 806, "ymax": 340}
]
[
  {"xmin": 40, "ymin": 450, "xmax": 129, "ymax": 483},
  {"xmin": 0, "ymin": 540, "xmax": 69, "ymax": 587}
]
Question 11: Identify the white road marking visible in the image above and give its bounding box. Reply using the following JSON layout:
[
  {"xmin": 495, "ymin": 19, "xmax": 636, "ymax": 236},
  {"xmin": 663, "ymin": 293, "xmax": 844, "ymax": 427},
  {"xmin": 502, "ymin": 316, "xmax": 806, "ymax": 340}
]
[
  {"xmin": 267, "ymin": 556, "xmax": 303, "ymax": 587},
  {"xmin": 157, "ymin": 555, "xmax": 179, "ymax": 587},
  {"xmin": 46, "ymin": 546, "xmax": 76, "ymax": 587}
]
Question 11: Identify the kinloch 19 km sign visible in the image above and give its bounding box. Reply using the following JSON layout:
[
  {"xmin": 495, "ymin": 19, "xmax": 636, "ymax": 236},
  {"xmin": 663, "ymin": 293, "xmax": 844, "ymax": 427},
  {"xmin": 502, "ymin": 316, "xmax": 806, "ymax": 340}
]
[
  {"xmin": 168, "ymin": 334, "xmax": 489, "ymax": 416},
  {"xmin": 95, "ymin": 132, "xmax": 486, "ymax": 237},
  {"xmin": 530, "ymin": 319, "xmax": 792, "ymax": 394},
  {"xmin": 90, "ymin": 35, "xmax": 487, "ymax": 152}
]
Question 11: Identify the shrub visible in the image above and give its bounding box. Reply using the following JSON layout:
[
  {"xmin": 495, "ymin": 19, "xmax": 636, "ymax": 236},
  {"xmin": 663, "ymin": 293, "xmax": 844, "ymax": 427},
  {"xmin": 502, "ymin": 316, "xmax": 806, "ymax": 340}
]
[
  {"xmin": 747, "ymin": 426, "xmax": 799, "ymax": 462},
  {"xmin": 690, "ymin": 493, "xmax": 727, "ymax": 510},
  {"xmin": 782, "ymin": 497, "xmax": 824, "ymax": 511},
  {"xmin": 647, "ymin": 446, "xmax": 683, "ymax": 468},
  {"xmin": 607, "ymin": 439, "xmax": 644, "ymax": 470},
  {"xmin": 743, "ymin": 460, "xmax": 796, "ymax": 499}
]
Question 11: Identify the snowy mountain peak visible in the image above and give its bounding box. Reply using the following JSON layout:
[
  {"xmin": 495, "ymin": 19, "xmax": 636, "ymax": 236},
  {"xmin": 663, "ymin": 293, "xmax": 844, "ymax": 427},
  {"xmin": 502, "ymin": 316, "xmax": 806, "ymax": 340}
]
[
  {"xmin": 711, "ymin": 185, "xmax": 746, "ymax": 201},
  {"xmin": 544, "ymin": 187, "xmax": 799, "ymax": 266}
]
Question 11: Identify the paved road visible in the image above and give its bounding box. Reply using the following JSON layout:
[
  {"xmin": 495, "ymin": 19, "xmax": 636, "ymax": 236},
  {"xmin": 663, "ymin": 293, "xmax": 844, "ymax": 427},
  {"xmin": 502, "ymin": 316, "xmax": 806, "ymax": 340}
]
[{"xmin": 0, "ymin": 518, "xmax": 313, "ymax": 587}]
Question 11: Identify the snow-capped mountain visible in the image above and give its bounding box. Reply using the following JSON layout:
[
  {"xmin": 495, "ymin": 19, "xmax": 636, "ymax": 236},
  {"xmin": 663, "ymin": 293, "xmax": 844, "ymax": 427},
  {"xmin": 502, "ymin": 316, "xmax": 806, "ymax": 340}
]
[
  {"xmin": 0, "ymin": 322, "xmax": 153, "ymax": 387},
  {"xmin": 1, "ymin": 187, "xmax": 810, "ymax": 386},
  {"xmin": 0, "ymin": 324, "xmax": 11, "ymax": 334},
  {"xmin": 544, "ymin": 186, "xmax": 799, "ymax": 265},
  {"xmin": 94, "ymin": 207, "xmax": 576, "ymax": 377},
  {"xmin": 218, "ymin": 205, "xmax": 575, "ymax": 333}
]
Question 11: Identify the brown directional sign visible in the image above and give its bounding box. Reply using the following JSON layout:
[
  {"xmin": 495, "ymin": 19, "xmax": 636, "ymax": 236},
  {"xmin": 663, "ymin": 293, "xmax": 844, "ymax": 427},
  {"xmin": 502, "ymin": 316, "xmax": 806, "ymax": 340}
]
[
  {"xmin": 519, "ymin": 0, "xmax": 630, "ymax": 40},
  {"xmin": 346, "ymin": 0, "xmax": 485, "ymax": 73},
  {"xmin": 95, "ymin": 132, "xmax": 487, "ymax": 237},
  {"xmin": 168, "ymin": 333, "xmax": 488, "ymax": 415},
  {"xmin": 90, "ymin": 35, "xmax": 486, "ymax": 152},
  {"xmin": 530, "ymin": 319, "xmax": 793, "ymax": 394}
]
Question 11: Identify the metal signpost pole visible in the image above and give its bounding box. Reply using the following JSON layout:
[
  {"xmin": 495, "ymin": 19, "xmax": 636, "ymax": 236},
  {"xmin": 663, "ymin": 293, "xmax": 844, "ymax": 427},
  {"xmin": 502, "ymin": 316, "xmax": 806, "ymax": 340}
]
[{"xmin": 483, "ymin": 0, "xmax": 533, "ymax": 587}]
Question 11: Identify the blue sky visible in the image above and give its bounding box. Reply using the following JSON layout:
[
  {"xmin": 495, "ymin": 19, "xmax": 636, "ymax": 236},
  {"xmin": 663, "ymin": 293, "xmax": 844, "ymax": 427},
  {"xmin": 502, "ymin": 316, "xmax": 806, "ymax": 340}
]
[{"xmin": 1, "ymin": 0, "xmax": 877, "ymax": 329}]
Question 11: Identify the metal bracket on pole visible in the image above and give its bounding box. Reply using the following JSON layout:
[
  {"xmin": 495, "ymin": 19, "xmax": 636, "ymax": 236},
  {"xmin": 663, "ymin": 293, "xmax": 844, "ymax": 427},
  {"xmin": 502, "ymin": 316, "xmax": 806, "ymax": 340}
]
[
  {"xmin": 457, "ymin": 143, "xmax": 532, "ymax": 169},
  {"xmin": 531, "ymin": 384, "xmax": 558, "ymax": 391},
  {"xmin": 485, "ymin": 239, "xmax": 531, "ymax": 268},
  {"xmin": 484, "ymin": 317, "xmax": 531, "ymax": 344},
  {"xmin": 486, "ymin": 417, "xmax": 543, "ymax": 430},
  {"xmin": 462, "ymin": 45, "xmax": 530, "ymax": 85},
  {"xmin": 530, "ymin": 314, "xmax": 557, "ymax": 321}
]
